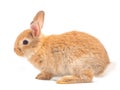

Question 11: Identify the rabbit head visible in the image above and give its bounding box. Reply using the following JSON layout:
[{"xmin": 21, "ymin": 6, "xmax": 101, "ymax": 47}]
[{"xmin": 14, "ymin": 11, "xmax": 45, "ymax": 59}]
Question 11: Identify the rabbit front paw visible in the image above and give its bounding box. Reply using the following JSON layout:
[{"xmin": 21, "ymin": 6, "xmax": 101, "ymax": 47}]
[{"xmin": 36, "ymin": 71, "xmax": 53, "ymax": 80}]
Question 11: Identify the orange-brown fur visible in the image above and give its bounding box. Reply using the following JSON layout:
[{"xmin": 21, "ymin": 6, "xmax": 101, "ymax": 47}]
[{"xmin": 14, "ymin": 11, "xmax": 110, "ymax": 84}]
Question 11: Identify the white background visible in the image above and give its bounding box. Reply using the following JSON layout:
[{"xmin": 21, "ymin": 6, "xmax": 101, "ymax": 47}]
[{"xmin": 0, "ymin": 0, "xmax": 120, "ymax": 90}]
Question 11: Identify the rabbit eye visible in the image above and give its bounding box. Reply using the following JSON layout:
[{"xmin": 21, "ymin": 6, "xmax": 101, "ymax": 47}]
[{"xmin": 23, "ymin": 40, "xmax": 29, "ymax": 45}]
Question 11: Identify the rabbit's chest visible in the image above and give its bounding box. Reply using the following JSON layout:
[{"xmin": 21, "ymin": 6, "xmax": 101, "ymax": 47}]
[{"xmin": 25, "ymin": 51, "xmax": 35, "ymax": 59}]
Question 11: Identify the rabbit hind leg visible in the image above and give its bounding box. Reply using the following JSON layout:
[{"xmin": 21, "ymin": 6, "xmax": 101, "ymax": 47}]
[{"xmin": 56, "ymin": 69, "xmax": 94, "ymax": 84}]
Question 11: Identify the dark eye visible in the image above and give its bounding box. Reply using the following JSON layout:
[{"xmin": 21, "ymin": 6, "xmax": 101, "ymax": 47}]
[{"xmin": 23, "ymin": 40, "xmax": 29, "ymax": 45}]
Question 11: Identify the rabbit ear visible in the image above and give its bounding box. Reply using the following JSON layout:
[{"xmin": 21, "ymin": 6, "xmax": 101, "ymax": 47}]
[{"xmin": 30, "ymin": 11, "xmax": 45, "ymax": 37}]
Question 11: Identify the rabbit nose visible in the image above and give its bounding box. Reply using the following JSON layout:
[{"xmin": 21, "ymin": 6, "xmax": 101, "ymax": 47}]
[{"xmin": 14, "ymin": 48, "xmax": 24, "ymax": 56}]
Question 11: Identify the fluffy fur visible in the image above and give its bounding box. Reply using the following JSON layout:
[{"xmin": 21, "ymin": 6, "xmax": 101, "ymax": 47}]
[{"xmin": 14, "ymin": 11, "xmax": 110, "ymax": 84}]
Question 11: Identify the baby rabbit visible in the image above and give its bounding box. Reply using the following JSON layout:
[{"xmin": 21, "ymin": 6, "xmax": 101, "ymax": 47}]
[{"xmin": 14, "ymin": 11, "xmax": 110, "ymax": 84}]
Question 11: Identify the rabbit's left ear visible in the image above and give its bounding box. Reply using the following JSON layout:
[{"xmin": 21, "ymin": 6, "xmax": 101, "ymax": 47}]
[{"xmin": 30, "ymin": 11, "xmax": 45, "ymax": 37}]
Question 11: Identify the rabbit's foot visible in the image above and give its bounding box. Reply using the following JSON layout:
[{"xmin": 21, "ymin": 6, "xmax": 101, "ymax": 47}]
[
  {"xmin": 36, "ymin": 71, "xmax": 53, "ymax": 80},
  {"xmin": 56, "ymin": 75, "xmax": 80, "ymax": 84},
  {"xmin": 57, "ymin": 70, "xmax": 93, "ymax": 84}
]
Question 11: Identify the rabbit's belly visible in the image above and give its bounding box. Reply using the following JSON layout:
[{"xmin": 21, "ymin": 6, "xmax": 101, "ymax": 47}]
[
  {"xmin": 52, "ymin": 64, "xmax": 71, "ymax": 76},
  {"xmin": 53, "ymin": 54, "xmax": 97, "ymax": 76}
]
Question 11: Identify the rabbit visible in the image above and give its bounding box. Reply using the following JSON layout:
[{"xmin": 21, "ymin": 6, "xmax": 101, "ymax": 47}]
[{"xmin": 14, "ymin": 10, "xmax": 110, "ymax": 84}]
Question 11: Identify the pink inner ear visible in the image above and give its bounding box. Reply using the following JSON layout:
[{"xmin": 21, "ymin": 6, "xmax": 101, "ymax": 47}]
[{"xmin": 31, "ymin": 22, "xmax": 40, "ymax": 37}]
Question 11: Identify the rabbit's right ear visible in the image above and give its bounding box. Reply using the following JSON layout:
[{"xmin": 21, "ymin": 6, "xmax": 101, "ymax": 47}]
[{"xmin": 30, "ymin": 11, "xmax": 45, "ymax": 37}]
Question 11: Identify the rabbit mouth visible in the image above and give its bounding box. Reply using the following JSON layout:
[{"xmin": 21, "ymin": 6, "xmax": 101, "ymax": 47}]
[{"xmin": 14, "ymin": 48, "xmax": 24, "ymax": 56}]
